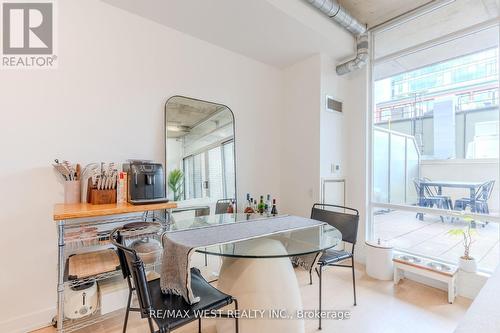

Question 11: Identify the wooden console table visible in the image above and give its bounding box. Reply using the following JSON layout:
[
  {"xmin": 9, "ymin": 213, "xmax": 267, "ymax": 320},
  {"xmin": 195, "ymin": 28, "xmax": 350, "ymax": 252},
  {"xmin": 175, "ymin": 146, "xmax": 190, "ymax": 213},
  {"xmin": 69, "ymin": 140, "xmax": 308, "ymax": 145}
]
[{"xmin": 53, "ymin": 202, "xmax": 177, "ymax": 332}]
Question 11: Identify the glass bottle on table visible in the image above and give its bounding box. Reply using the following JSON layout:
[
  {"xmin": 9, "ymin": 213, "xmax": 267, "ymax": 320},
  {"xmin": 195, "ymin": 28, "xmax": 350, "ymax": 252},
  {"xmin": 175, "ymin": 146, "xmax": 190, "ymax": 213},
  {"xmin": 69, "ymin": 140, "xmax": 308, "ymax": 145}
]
[
  {"xmin": 265, "ymin": 194, "xmax": 271, "ymax": 214},
  {"xmin": 258, "ymin": 195, "xmax": 265, "ymax": 214},
  {"xmin": 244, "ymin": 195, "xmax": 255, "ymax": 214},
  {"xmin": 270, "ymin": 199, "xmax": 278, "ymax": 216},
  {"xmin": 246, "ymin": 193, "xmax": 251, "ymax": 205}
]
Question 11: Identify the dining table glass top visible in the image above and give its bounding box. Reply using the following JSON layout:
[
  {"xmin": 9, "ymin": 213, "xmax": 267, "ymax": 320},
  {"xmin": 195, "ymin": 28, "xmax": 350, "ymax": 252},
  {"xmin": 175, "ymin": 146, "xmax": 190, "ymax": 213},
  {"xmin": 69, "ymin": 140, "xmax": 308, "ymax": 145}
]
[{"xmin": 167, "ymin": 213, "xmax": 342, "ymax": 258}]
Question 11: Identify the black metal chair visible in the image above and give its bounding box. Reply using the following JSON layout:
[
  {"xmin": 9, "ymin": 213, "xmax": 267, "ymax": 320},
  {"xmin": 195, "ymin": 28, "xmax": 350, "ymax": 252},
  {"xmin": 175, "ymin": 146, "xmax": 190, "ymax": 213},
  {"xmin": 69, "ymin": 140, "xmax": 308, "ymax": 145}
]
[
  {"xmin": 309, "ymin": 204, "xmax": 359, "ymax": 330},
  {"xmin": 215, "ymin": 199, "xmax": 234, "ymax": 214},
  {"xmin": 110, "ymin": 227, "xmax": 239, "ymax": 333}
]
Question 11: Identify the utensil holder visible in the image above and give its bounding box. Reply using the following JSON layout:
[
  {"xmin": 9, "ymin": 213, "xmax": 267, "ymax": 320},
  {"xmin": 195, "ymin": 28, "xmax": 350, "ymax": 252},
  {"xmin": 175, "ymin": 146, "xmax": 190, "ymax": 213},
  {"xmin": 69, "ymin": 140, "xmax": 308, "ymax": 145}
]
[
  {"xmin": 64, "ymin": 180, "xmax": 81, "ymax": 204},
  {"xmin": 89, "ymin": 189, "xmax": 117, "ymax": 205}
]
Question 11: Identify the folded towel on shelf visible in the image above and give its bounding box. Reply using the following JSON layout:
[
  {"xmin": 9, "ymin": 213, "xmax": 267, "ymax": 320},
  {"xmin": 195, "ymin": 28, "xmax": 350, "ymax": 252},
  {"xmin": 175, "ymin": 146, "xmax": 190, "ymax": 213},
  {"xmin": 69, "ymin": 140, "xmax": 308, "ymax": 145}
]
[{"xmin": 160, "ymin": 215, "xmax": 324, "ymax": 304}]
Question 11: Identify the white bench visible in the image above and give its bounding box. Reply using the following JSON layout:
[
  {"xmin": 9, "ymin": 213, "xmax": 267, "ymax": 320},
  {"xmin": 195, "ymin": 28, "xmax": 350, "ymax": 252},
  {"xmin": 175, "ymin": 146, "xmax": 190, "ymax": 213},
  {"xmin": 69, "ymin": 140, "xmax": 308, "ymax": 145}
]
[{"xmin": 393, "ymin": 257, "xmax": 457, "ymax": 304}]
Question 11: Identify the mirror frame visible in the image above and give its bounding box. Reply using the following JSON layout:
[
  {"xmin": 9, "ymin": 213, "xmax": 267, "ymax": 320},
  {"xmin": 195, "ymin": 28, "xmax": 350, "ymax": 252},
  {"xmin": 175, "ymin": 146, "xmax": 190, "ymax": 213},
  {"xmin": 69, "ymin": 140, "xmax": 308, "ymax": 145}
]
[{"xmin": 164, "ymin": 95, "xmax": 237, "ymax": 208}]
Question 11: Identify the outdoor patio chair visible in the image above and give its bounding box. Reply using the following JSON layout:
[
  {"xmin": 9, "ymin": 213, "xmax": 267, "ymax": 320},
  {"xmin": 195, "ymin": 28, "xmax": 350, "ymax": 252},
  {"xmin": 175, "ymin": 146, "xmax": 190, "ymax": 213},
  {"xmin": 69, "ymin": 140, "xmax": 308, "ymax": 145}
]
[
  {"xmin": 454, "ymin": 180, "xmax": 495, "ymax": 215},
  {"xmin": 413, "ymin": 178, "xmax": 453, "ymax": 221}
]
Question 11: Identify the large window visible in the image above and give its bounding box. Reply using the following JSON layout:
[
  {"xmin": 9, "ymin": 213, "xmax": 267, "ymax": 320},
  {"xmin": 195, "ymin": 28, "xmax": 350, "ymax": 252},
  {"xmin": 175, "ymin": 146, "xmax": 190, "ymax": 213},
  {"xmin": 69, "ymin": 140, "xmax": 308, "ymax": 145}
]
[
  {"xmin": 375, "ymin": 48, "xmax": 499, "ymax": 160},
  {"xmin": 370, "ymin": 0, "xmax": 500, "ymax": 273}
]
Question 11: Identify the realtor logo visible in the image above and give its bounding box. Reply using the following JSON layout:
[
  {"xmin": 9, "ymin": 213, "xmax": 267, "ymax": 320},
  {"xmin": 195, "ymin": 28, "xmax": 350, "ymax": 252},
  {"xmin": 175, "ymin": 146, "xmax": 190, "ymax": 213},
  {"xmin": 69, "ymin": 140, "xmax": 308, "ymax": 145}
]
[{"xmin": 1, "ymin": 1, "xmax": 57, "ymax": 68}]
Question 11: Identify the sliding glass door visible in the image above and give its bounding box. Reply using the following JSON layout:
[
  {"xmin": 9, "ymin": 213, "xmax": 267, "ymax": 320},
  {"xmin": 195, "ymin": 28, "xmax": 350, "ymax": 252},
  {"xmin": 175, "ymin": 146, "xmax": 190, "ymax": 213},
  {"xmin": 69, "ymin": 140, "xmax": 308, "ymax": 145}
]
[{"xmin": 369, "ymin": 0, "xmax": 500, "ymax": 272}]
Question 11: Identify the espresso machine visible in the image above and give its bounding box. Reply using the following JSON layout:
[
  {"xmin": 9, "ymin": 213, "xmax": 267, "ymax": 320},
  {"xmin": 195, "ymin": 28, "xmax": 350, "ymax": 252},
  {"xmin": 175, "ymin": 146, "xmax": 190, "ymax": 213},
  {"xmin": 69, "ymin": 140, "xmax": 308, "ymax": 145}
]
[{"xmin": 124, "ymin": 161, "xmax": 168, "ymax": 204}]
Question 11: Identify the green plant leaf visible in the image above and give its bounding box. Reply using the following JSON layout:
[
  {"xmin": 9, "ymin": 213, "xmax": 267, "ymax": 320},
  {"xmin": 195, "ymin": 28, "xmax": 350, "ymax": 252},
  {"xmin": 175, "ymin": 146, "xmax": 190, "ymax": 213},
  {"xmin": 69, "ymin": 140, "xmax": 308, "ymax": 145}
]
[
  {"xmin": 168, "ymin": 169, "xmax": 184, "ymax": 201},
  {"xmin": 448, "ymin": 229, "xmax": 465, "ymax": 236}
]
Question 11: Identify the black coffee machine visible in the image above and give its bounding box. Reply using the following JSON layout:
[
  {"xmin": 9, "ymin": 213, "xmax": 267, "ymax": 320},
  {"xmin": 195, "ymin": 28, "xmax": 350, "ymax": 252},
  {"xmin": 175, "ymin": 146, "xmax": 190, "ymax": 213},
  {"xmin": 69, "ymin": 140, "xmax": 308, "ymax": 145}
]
[{"xmin": 124, "ymin": 161, "xmax": 169, "ymax": 205}]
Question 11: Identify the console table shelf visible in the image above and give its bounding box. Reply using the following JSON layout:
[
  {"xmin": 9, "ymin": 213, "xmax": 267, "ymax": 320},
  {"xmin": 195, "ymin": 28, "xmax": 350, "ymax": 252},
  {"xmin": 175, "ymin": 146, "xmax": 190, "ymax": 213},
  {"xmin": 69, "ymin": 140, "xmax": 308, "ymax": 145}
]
[
  {"xmin": 53, "ymin": 202, "xmax": 177, "ymax": 332},
  {"xmin": 54, "ymin": 202, "xmax": 177, "ymax": 220}
]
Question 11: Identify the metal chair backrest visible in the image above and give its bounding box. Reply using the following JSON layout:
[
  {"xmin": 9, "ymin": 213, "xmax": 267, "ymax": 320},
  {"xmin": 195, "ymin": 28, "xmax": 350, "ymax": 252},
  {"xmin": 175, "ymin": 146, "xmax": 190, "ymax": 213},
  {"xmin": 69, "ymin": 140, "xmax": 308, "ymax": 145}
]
[
  {"xmin": 413, "ymin": 178, "xmax": 431, "ymax": 197},
  {"xmin": 477, "ymin": 180, "xmax": 495, "ymax": 201},
  {"xmin": 422, "ymin": 177, "xmax": 438, "ymax": 197},
  {"xmin": 215, "ymin": 199, "xmax": 234, "ymax": 214},
  {"xmin": 413, "ymin": 178, "xmax": 423, "ymax": 198},
  {"xmin": 311, "ymin": 204, "xmax": 359, "ymax": 245},
  {"xmin": 111, "ymin": 228, "xmax": 153, "ymax": 318},
  {"xmin": 114, "ymin": 231, "xmax": 131, "ymax": 279}
]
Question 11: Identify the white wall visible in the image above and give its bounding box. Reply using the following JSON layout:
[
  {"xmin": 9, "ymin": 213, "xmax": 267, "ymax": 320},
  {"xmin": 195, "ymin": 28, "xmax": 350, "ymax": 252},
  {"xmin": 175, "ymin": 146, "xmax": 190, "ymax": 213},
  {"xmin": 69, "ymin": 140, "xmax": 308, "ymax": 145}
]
[
  {"xmin": 320, "ymin": 54, "xmax": 348, "ymax": 179},
  {"xmin": 320, "ymin": 57, "xmax": 369, "ymax": 262},
  {"xmin": 343, "ymin": 67, "xmax": 369, "ymax": 262},
  {"xmin": 0, "ymin": 0, "xmax": 284, "ymax": 331},
  {"xmin": 280, "ymin": 55, "xmax": 322, "ymax": 216},
  {"xmin": 280, "ymin": 54, "xmax": 370, "ymax": 264}
]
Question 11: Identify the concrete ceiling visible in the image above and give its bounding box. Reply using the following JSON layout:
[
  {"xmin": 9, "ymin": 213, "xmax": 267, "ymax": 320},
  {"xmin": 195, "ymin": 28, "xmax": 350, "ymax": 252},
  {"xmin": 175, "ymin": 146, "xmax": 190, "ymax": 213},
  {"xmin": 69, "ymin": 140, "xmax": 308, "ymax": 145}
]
[
  {"xmin": 166, "ymin": 97, "xmax": 226, "ymax": 138},
  {"xmin": 341, "ymin": 0, "xmax": 434, "ymax": 28},
  {"xmin": 102, "ymin": 0, "xmax": 354, "ymax": 69}
]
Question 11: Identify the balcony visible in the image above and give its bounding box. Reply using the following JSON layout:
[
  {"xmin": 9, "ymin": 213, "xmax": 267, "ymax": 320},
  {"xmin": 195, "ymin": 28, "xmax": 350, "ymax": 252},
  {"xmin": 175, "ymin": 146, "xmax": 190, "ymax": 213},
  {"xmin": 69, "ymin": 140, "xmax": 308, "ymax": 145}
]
[
  {"xmin": 372, "ymin": 128, "xmax": 499, "ymax": 272},
  {"xmin": 374, "ymin": 209, "xmax": 500, "ymax": 272}
]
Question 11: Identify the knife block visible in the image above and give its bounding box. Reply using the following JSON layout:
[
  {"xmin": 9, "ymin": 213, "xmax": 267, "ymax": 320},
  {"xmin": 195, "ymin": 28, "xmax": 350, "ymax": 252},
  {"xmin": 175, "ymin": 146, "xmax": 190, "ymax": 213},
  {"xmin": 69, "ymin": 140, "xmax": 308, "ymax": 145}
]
[
  {"xmin": 89, "ymin": 189, "xmax": 117, "ymax": 205},
  {"xmin": 86, "ymin": 177, "xmax": 117, "ymax": 204}
]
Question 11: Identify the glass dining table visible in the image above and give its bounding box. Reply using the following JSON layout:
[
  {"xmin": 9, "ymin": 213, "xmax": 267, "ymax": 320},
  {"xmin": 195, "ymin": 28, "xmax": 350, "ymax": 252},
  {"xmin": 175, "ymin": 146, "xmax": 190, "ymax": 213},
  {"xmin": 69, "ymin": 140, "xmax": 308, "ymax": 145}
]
[{"xmin": 167, "ymin": 213, "xmax": 342, "ymax": 333}]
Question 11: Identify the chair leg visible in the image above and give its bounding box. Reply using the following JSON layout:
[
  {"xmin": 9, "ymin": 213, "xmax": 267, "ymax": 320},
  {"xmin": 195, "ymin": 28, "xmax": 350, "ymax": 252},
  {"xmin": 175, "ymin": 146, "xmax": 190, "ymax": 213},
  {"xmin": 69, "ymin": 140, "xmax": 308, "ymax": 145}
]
[
  {"xmin": 309, "ymin": 268, "xmax": 313, "ymax": 285},
  {"xmin": 123, "ymin": 289, "xmax": 132, "ymax": 333},
  {"xmin": 351, "ymin": 257, "xmax": 357, "ymax": 306},
  {"xmin": 147, "ymin": 317, "xmax": 155, "ymax": 333},
  {"xmin": 316, "ymin": 266, "xmax": 322, "ymax": 330},
  {"xmin": 234, "ymin": 298, "xmax": 239, "ymax": 333},
  {"xmin": 198, "ymin": 318, "xmax": 202, "ymax": 333}
]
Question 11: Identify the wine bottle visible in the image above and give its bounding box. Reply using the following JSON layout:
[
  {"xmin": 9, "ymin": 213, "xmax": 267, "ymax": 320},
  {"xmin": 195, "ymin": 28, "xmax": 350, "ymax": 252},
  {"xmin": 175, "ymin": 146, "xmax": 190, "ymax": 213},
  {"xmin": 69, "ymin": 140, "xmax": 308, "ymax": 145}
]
[
  {"xmin": 244, "ymin": 195, "xmax": 254, "ymax": 213},
  {"xmin": 265, "ymin": 194, "xmax": 271, "ymax": 214},
  {"xmin": 270, "ymin": 199, "xmax": 278, "ymax": 216},
  {"xmin": 258, "ymin": 195, "xmax": 265, "ymax": 214}
]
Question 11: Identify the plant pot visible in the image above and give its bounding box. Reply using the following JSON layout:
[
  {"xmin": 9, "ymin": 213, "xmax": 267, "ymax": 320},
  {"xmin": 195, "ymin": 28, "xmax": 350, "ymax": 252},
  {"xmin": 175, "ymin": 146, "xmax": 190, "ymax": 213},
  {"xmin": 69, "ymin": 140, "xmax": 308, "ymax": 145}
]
[{"xmin": 459, "ymin": 257, "xmax": 477, "ymax": 273}]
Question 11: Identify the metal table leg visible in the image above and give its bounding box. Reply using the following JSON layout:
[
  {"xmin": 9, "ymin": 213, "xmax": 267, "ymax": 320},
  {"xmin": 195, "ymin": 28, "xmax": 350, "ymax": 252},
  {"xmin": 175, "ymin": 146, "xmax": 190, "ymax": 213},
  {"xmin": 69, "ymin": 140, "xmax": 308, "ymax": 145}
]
[
  {"xmin": 418, "ymin": 185, "xmax": 425, "ymax": 221},
  {"xmin": 470, "ymin": 187, "xmax": 477, "ymax": 228}
]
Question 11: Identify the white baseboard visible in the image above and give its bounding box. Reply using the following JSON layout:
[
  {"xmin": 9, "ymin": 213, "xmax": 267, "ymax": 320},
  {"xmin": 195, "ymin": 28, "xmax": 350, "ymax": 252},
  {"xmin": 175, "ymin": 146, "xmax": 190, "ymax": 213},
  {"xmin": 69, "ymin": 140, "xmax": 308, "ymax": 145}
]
[{"xmin": 0, "ymin": 307, "xmax": 55, "ymax": 333}]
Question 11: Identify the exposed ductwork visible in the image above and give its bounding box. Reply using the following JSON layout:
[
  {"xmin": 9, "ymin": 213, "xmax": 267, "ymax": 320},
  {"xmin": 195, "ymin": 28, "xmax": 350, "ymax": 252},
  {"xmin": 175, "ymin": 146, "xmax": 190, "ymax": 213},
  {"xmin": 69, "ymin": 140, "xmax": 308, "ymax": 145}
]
[
  {"xmin": 336, "ymin": 33, "xmax": 368, "ymax": 75},
  {"xmin": 305, "ymin": 0, "xmax": 368, "ymax": 75}
]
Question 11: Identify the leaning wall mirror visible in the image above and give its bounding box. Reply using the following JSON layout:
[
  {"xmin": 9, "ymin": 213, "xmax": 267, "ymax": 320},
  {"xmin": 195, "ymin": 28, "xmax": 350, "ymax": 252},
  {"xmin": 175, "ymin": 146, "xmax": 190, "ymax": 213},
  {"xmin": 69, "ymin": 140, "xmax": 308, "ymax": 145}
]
[{"xmin": 165, "ymin": 96, "xmax": 236, "ymax": 218}]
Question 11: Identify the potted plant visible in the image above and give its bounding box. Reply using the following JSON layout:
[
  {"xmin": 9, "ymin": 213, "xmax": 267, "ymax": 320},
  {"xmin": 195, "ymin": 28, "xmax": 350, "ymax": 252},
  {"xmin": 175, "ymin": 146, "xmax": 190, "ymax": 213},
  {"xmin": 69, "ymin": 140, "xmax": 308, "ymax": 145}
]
[
  {"xmin": 168, "ymin": 169, "xmax": 184, "ymax": 201},
  {"xmin": 448, "ymin": 216, "xmax": 477, "ymax": 273}
]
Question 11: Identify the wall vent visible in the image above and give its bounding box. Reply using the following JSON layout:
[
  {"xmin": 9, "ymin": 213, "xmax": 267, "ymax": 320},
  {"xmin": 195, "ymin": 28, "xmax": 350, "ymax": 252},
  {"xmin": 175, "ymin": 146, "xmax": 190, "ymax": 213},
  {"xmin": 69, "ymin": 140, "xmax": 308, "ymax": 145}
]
[{"xmin": 326, "ymin": 96, "xmax": 342, "ymax": 113}]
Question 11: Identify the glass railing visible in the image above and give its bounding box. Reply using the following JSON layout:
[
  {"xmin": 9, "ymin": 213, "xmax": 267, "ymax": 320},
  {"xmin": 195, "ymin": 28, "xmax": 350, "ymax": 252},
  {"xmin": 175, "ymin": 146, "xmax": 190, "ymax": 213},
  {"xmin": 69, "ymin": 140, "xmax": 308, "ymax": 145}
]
[{"xmin": 373, "ymin": 127, "xmax": 420, "ymax": 205}]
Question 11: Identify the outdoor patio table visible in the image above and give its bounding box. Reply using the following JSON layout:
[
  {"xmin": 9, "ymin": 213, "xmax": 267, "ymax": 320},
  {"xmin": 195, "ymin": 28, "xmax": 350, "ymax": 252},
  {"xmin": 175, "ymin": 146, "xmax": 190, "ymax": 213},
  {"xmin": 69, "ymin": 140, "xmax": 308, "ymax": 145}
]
[{"xmin": 418, "ymin": 180, "xmax": 485, "ymax": 215}]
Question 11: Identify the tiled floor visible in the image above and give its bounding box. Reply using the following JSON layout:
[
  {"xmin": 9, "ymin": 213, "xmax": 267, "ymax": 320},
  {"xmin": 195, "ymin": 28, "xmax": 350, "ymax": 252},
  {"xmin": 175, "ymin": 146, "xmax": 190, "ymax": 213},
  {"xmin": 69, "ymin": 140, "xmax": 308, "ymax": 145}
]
[
  {"xmin": 374, "ymin": 210, "xmax": 500, "ymax": 272},
  {"xmin": 33, "ymin": 266, "xmax": 471, "ymax": 333}
]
